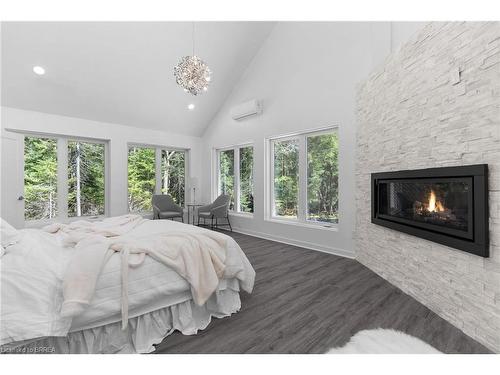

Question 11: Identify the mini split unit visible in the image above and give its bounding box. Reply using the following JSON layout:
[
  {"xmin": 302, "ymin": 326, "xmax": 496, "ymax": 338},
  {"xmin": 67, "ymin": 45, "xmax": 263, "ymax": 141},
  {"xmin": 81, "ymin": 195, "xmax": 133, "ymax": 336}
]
[{"xmin": 230, "ymin": 99, "xmax": 262, "ymax": 121}]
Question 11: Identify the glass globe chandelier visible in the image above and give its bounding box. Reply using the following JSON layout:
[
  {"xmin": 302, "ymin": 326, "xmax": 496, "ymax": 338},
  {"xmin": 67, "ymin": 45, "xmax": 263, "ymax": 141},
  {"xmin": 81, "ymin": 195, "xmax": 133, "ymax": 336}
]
[{"xmin": 174, "ymin": 23, "xmax": 212, "ymax": 96}]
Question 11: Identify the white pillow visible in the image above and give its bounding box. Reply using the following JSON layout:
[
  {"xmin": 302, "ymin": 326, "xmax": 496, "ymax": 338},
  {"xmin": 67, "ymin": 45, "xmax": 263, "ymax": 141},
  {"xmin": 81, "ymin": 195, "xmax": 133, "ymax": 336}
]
[{"xmin": 1, "ymin": 218, "xmax": 21, "ymax": 250}]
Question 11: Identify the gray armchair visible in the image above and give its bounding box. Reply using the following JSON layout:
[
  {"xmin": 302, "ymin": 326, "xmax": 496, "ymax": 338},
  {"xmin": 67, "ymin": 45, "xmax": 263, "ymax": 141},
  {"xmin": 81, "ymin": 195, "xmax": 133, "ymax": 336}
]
[
  {"xmin": 197, "ymin": 194, "xmax": 232, "ymax": 231},
  {"xmin": 152, "ymin": 194, "xmax": 184, "ymax": 222}
]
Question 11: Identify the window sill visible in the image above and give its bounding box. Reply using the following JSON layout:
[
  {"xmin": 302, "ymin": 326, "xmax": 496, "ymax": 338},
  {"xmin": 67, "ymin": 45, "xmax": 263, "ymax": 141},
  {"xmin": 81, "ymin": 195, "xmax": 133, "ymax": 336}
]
[
  {"xmin": 229, "ymin": 211, "xmax": 254, "ymax": 218},
  {"xmin": 264, "ymin": 217, "xmax": 339, "ymax": 231}
]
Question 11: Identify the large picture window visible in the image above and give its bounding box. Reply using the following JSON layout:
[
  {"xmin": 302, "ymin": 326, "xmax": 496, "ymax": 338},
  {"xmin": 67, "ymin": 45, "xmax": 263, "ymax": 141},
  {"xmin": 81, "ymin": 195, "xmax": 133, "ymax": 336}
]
[
  {"xmin": 269, "ymin": 128, "xmax": 338, "ymax": 226},
  {"xmin": 128, "ymin": 145, "xmax": 188, "ymax": 213},
  {"xmin": 216, "ymin": 145, "xmax": 254, "ymax": 214},
  {"xmin": 24, "ymin": 135, "xmax": 107, "ymax": 222}
]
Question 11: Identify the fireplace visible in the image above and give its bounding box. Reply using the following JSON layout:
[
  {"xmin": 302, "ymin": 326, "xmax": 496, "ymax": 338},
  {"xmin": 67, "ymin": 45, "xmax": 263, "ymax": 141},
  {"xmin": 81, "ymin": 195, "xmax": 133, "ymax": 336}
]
[{"xmin": 371, "ymin": 165, "xmax": 489, "ymax": 257}]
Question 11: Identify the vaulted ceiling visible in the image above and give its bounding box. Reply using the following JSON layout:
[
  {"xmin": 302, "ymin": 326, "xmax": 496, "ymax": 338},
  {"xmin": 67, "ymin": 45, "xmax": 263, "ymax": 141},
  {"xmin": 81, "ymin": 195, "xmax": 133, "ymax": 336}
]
[{"xmin": 1, "ymin": 22, "xmax": 275, "ymax": 136}]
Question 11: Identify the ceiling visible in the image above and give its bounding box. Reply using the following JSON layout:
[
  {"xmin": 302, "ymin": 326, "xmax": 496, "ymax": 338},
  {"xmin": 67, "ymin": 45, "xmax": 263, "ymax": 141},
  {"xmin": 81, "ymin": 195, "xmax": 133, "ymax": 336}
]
[{"xmin": 1, "ymin": 22, "xmax": 275, "ymax": 136}]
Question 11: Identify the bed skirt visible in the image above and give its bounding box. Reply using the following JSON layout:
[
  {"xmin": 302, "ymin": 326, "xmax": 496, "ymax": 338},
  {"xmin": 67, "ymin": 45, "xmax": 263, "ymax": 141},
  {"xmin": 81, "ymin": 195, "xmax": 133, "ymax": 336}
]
[{"xmin": 7, "ymin": 289, "xmax": 241, "ymax": 354}]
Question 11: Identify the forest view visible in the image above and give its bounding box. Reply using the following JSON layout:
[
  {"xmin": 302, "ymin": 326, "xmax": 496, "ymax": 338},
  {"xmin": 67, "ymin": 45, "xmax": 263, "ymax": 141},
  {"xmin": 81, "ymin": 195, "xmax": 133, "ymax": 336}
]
[
  {"xmin": 67, "ymin": 141, "xmax": 105, "ymax": 217},
  {"xmin": 273, "ymin": 132, "xmax": 339, "ymax": 223},
  {"xmin": 218, "ymin": 149, "xmax": 235, "ymax": 210},
  {"xmin": 218, "ymin": 146, "xmax": 254, "ymax": 213},
  {"xmin": 24, "ymin": 133, "xmax": 335, "ymax": 222},
  {"xmin": 127, "ymin": 146, "xmax": 186, "ymax": 212},
  {"xmin": 127, "ymin": 147, "xmax": 155, "ymax": 212},
  {"xmin": 24, "ymin": 136, "xmax": 106, "ymax": 220},
  {"xmin": 307, "ymin": 132, "xmax": 339, "ymax": 223},
  {"xmin": 239, "ymin": 146, "xmax": 254, "ymax": 213},
  {"xmin": 273, "ymin": 139, "xmax": 299, "ymax": 218},
  {"xmin": 24, "ymin": 136, "xmax": 58, "ymax": 220},
  {"xmin": 161, "ymin": 150, "xmax": 186, "ymax": 206}
]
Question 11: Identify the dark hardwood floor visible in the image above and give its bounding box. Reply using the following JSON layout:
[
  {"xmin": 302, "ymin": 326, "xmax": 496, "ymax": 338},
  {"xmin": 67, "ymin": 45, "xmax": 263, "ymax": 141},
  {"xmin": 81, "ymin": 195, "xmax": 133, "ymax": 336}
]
[{"xmin": 154, "ymin": 232, "xmax": 491, "ymax": 354}]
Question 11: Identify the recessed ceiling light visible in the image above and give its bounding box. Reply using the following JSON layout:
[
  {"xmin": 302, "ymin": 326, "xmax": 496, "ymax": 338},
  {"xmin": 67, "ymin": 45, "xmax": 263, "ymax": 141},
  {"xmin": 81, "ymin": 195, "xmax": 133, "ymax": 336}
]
[
  {"xmin": 33, "ymin": 66, "xmax": 45, "ymax": 75},
  {"xmin": 187, "ymin": 104, "xmax": 195, "ymax": 110}
]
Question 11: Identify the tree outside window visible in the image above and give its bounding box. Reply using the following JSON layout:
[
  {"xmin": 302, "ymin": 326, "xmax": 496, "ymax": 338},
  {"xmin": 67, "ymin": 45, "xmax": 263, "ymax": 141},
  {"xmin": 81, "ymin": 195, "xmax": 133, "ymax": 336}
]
[
  {"xmin": 24, "ymin": 136, "xmax": 58, "ymax": 220},
  {"xmin": 218, "ymin": 149, "xmax": 235, "ymax": 210},
  {"xmin": 68, "ymin": 141, "xmax": 105, "ymax": 217},
  {"xmin": 270, "ymin": 129, "xmax": 339, "ymax": 225},
  {"xmin": 273, "ymin": 139, "xmax": 299, "ymax": 218},
  {"xmin": 307, "ymin": 133, "xmax": 339, "ymax": 223},
  {"xmin": 128, "ymin": 146, "xmax": 155, "ymax": 212},
  {"xmin": 161, "ymin": 150, "xmax": 186, "ymax": 206},
  {"xmin": 239, "ymin": 146, "xmax": 254, "ymax": 213}
]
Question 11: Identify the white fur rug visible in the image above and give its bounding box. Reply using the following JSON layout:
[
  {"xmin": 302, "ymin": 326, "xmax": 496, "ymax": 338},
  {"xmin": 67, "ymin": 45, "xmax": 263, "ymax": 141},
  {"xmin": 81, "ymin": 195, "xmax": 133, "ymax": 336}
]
[{"xmin": 327, "ymin": 329, "xmax": 442, "ymax": 354}]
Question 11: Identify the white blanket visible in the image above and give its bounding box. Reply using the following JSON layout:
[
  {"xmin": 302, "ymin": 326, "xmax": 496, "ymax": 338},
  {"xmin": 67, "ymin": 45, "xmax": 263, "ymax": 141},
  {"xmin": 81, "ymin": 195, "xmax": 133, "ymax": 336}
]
[
  {"xmin": 0, "ymin": 219, "xmax": 255, "ymax": 346},
  {"xmin": 61, "ymin": 227, "xmax": 231, "ymax": 329},
  {"xmin": 44, "ymin": 214, "xmax": 146, "ymax": 245}
]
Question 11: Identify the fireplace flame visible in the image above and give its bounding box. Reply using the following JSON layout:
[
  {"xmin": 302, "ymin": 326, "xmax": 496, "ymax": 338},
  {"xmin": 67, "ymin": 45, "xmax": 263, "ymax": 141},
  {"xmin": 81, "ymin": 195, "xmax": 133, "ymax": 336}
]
[{"xmin": 427, "ymin": 190, "xmax": 445, "ymax": 213}]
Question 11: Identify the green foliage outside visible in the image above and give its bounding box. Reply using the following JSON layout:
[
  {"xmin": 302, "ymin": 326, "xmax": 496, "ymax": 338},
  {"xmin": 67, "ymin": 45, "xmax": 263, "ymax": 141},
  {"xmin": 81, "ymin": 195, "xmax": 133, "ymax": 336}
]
[
  {"xmin": 273, "ymin": 139, "xmax": 299, "ymax": 217},
  {"xmin": 161, "ymin": 150, "xmax": 186, "ymax": 206},
  {"xmin": 239, "ymin": 146, "xmax": 254, "ymax": 213},
  {"xmin": 219, "ymin": 149, "xmax": 234, "ymax": 210},
  {"xmin": 128, "ymin": 147, "xmax": 155, "ymax": 212},
  {"xmin": 67, "ymin": 141, "xmax": 105, "ymax": 217},
  {"xmin": 24, "ymin": 136, "xmax": 58, "ymax": 220},
  {"xmin": 307, "ymin": 133, "xmax": 339, "ymax": 223}
]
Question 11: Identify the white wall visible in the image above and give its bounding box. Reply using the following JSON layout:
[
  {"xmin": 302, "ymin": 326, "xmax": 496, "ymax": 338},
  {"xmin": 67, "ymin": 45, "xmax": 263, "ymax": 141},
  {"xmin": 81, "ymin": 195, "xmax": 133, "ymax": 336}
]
[
  {"xmin": 200, "ymin": 23, "xmax": 377, "ymax": 257},
  {"xmin": 200, "ymin": 22, "xmax": 426, "ymax": 257},
  {"xmin": 1, "ymin": 107, "xmax": 202, "ymax": 226}
]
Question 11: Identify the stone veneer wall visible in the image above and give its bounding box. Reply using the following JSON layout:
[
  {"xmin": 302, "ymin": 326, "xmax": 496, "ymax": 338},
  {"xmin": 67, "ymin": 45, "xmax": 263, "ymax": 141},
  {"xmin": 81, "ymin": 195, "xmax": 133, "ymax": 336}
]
[{"xmin": 355, "ymin": 22, "xmax": 500, "ymax": 352}]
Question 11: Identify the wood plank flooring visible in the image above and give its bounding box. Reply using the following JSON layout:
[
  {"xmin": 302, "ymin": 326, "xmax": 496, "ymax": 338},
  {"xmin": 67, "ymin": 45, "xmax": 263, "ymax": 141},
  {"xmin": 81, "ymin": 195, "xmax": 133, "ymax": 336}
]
[{"xmin": 154, "ymin": 232, "xmax": 492, "ymax": 354}]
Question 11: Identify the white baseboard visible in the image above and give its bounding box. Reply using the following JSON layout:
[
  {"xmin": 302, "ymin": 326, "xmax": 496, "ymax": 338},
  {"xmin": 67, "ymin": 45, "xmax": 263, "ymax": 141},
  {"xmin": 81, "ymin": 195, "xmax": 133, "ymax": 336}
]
[{"xmin": 231, "ymin": 226, "xmax": 355, "ymax": 259}]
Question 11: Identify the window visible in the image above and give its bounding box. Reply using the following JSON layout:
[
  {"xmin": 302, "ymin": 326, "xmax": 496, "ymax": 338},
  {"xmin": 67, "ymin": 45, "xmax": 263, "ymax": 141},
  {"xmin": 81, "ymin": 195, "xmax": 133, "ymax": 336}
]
[
  {"xmin": 269, "ymin": 128, "xmax": 339, "ymax": 226},
  {"xmin": 216, "ymin": 145, "xmax": 254, "ymax": 214},
  {"xmin": 272, "ymin": 138, "xmax": 299, "ymax": 218},
  {"xmin": 127, "ymin": 146, "xmax": 156, "ymax": 212},
  {"xmin": 23, "ymin": 135, "xmax": 107, "ymax": 222},
  {"xmin": 239, "ymin": 146, "xmax": 254, "ymax": 213},
  {"xmin": 161, "ymin": 150, "xmax": 186, "ymax": 206},
  {"xmin": 306, "ymin": 132, "xmax": 339, "ymax": 224},
  {"xmin": 24, "ymin": 136, "xmax": 58, "ymax": 220},
  {"xmin": 218, "ymin": 149, "xmax": 235, "ymax": 210},
  {"xmin": 127, "ymin": 145, "xmax": 188, "ymax": 212},
  {"xmin": 68, "ymin": 141, "xmax": 105, "ymax": 217}
]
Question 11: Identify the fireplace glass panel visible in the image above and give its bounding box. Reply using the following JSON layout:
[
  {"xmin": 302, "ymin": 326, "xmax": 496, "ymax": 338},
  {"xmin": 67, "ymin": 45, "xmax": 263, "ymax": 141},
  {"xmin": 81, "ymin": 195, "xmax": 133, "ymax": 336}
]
[{"xmin": 378, "ymin": 178, "xmax": 471, "ymax": 233}]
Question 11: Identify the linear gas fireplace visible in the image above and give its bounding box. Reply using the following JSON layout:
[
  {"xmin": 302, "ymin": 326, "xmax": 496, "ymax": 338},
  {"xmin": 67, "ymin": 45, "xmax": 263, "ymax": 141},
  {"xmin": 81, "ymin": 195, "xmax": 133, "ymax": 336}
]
[{"xmin": 371, "ymin": 165, "xmax": 489, "ymax": 257}]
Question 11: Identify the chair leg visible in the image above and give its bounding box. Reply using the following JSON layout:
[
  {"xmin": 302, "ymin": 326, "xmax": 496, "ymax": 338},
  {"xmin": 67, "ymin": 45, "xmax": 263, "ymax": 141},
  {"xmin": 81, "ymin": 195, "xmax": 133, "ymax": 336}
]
[
  {"xmin": 211, "ymin": 217, "xmax": 214, "ymax": 229},
  {"xmin": 227, "ymin": 216, "xmax": 232, "ymax": 232},
  {"xmin": 181, "ymin": 215, "xmax": 184, "ymax": 223},
  {"xmin": 215, "ymin": 217, "xmax": 218, "ymax": 229}
]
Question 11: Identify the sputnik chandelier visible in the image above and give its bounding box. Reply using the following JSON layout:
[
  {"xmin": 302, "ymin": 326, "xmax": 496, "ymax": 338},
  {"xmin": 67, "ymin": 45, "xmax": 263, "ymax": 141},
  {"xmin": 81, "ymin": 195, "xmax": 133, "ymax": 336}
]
[{"xmin": 173, "ymin": 23, "xmax": 212, "ymax": 96}]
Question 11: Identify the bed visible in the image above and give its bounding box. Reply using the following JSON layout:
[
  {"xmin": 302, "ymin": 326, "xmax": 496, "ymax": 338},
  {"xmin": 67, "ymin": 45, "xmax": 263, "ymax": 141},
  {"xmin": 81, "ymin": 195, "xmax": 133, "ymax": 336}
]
[{"xmin": 0, "ymin": 216, "xmax": 255, "ymax": 354}]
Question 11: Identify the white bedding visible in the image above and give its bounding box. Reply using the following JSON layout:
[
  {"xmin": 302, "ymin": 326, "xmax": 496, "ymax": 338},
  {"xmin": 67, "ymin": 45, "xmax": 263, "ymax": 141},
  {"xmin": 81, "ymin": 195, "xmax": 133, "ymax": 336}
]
[{"xmin": 0, "ymin": 219, "xmax": 255, "ymax": 346}]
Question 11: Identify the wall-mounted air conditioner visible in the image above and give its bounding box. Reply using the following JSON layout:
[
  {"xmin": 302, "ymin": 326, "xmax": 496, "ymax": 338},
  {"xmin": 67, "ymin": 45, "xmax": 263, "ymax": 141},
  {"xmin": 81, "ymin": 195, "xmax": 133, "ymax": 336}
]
[{"xmin": 230, "ymin": 99, "xmax": 262, "ymax": 121}]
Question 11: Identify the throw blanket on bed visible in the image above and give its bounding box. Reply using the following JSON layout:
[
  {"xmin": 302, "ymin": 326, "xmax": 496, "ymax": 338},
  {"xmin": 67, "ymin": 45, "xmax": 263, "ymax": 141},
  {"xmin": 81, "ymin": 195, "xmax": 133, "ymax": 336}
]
[
  {"xmin": 43, "ymin": 214, "xmax": 146, "ymax": 245},
  {"xmin": 59, "ymin": 219, "xmax": 229, "ymax": 329}
]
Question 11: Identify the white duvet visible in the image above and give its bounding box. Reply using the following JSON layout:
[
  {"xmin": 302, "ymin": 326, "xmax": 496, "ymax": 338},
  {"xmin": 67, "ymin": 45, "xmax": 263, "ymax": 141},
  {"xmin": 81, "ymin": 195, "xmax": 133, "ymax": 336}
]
[{"xmin": 0, "ymin": 219, "xmax": 255, "ymax": 346}]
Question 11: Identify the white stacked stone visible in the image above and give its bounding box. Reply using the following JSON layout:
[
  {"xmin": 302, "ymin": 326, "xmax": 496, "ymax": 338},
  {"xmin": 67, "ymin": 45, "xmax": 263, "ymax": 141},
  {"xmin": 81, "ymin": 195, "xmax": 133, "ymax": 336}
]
[{"xmin": 355, "ymin": 22, "xmax": 500, "ymax": 352}]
